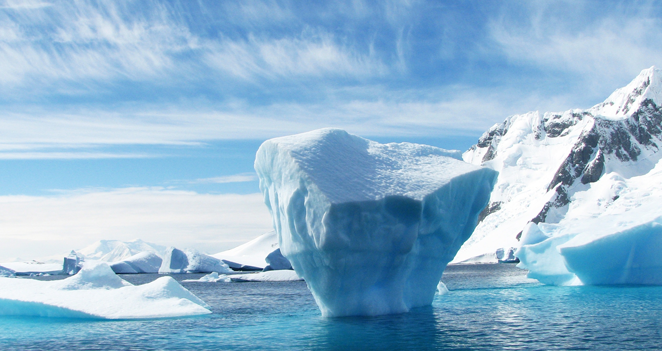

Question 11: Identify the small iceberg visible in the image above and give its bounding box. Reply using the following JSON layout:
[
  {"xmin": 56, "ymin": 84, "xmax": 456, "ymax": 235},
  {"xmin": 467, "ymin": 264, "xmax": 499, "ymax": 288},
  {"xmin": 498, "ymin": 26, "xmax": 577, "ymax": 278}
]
[
  {"xmin": 0, "ymin": 261, "xmax": 211, "ymax": 319},
  {"xmin": 159, "ymin": 247, "xmax": 233, "ymax": 274},
  {"xmin": 110, "ymin": 251, "xmax": 163, "ymax": 274},
  {"xmin": 185, "ymin": 270, "xmax": 302, "ymax": 283}
]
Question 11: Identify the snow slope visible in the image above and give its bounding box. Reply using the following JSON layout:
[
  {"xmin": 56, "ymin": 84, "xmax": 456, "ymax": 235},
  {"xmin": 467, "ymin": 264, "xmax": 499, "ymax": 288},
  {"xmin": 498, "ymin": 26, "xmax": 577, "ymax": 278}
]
[
  {"xmin": 255, "ymin": 128, "xmax": 496, "ymax": 316},
  {"xmin": 78, "ymin": 239, "xmax": 167, "ymax": 262},
  {"xmin": 0, "ymin": 262, "xmax": 210, "ymax": 319},
  {"xmin": 212, "ymin": 231, "xmax": 279, "ymax": 269},
  {"xmin": 110, "ymin": 251, "xmax": 162, "ymax": 274},
  {"xmin": 456, "ymin": 66, "xmax": 662, "ymax": 263},
  {"xmin": 159, "ymin": 247, "xmax": 232, "ymax": 274}
]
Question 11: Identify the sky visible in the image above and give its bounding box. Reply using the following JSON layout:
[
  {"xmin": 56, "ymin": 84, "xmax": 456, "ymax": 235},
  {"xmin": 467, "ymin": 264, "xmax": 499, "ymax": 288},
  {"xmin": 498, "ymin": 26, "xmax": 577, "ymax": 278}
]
[{"xmin": 1, "ymin": 0, "xmax": 661, "ymax": 261}]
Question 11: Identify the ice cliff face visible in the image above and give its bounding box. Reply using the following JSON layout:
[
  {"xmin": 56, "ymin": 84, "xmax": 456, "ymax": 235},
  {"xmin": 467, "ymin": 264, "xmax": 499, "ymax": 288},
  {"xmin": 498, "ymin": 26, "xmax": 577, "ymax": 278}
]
[
  {"xmin": 456, "ymin": 66, "xmax": 662, "ymax": 265},
  {"xmin": 255, "ymin": 129, "xmax": 497, "ymax": 316}
]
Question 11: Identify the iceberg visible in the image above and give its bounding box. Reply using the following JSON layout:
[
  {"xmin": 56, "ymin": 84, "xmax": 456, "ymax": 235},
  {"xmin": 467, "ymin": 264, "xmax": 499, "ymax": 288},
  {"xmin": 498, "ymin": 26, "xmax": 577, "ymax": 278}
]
[
  {"xmin": 159, "ymin": 247, "xmax": 232, "ymax": 274},
  {"xmin": 0, "ymin": 261, "xmax": 210, "ymax": 319},
  {"xmin": 263, "ymin": 249, "xmax": 292, "ymax": 271},
  {"xmin": 63, "ymin": 250, "xmax": 84, "ymax": 275},
  {"xmin": 254, "ymin": 128, "xmax": 497, "ymax": 316},
  {"xmin": 186, "ymin": 270, "xmax": 302, "ymax": 283},
  {"xmin": 0, "ymin": 265, "xmax": 14, "ymax": 277},
  {"xmin": 212, "ymin": 230, "xmax": 280, "ymax": 270},
  {"xmin": 0, "ymin": 261, "xmax": 64, "ymax": 276},
  {"xmin": 110, "ymin": 251, "xmax": 163, "ymax": 274}
]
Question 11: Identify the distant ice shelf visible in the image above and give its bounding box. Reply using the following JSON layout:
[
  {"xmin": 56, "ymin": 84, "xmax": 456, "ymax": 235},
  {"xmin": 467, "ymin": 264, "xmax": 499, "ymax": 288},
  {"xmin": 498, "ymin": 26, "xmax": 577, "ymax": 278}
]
[{"xmin": 255, "ymin": 128, "xmax": 497, "ymax": 316}]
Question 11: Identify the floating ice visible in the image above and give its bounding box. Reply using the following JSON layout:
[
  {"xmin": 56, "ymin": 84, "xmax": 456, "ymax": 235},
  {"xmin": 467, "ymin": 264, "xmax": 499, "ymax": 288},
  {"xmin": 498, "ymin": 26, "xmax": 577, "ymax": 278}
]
[
  {"xmin": 186, "ymin": 270, "xmax": 302, "ymax": 283},
  {"xmin": 436, "ymin": 281, "xmax": 449, "ymax": 295},
  {"xmin": 110, "ymin": 251, "xmax": 163, "ymax": 274},
  {"xmin": 263, "ymin": 249, "xmax": 292, "ymax": 271},
  {"xmin": 0, "ymin": 265, "xmax": 14, "ymax": 277},
  {"xmin": 213, "ymin": 230, "xmax": 279, "ymax": 270},
  {"xmin": 159, "ymin": 247, "xmax": 232, "ymax": 274},
  {"xmin": 0, "ymin": 261, "xmax": 63, "ymax": 276},
  {"xmin": 0, "ymin": 261, "xmax": 210, "ymax": 319},
  {"xmin": 255, "ymin": 128, "xmax": 497, "ymax": 316},
  {"xmin": 229, "ymin": 270, "xmax": 302, "ymax": 282},
  {"xmin": 63, "ymin": 251, "xmax": 84, "ymax": 275}
]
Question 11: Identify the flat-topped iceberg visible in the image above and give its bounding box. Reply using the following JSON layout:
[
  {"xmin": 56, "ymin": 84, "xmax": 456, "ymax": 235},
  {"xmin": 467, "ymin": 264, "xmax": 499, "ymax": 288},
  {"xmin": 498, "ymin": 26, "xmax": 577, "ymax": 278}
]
[
  {"xmin": 0, "ymin": 262, "xmax": 211, "ymax": 319},
  {"xmin": 255, "ymin": 128, "xmax": 497, "ymax": 316}
]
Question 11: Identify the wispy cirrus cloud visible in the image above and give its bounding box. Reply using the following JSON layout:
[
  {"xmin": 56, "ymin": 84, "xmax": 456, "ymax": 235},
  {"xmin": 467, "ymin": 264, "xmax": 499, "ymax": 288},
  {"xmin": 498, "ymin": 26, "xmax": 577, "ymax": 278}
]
[
  {"xmin": 0, "ymin": 0, "xmax": 392, "ymax": 96},
  {"xmin": 489, "ymin": 1, "xmax": 662, "ymax": 92},
  {"xmin": 204, "ymin": 32, "xmax": 388, "ymax": 81}
]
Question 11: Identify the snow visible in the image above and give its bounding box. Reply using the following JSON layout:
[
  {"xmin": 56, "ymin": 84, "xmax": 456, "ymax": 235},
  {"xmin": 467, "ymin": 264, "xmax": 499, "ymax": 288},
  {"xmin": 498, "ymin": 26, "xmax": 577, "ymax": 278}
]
[
  {"xmin": 77, "ymin": 239, "xmax": 167, "ymax": 262},
  {"xmin": 255, "ymin": 128, "xmax": 497, "ymax": 316},
  {"xmin": 590, "ymin": 66, "xmax": 662, "ymax": 118},
  {"xmin": 263, "ymin": 249, "xmax": 292, "ymax": 271},
  {"xmin": 0, "ymin": 261, "xmax": 211, "ymax": 319},
  {"xmin": 456, "ymin": 66, "xmax": 662, "ymax": 264},
  {"xmin": 229, "ymin": 270, "xmax": 301, "ymax": 282},
  {"xmin": 212, "ymin": 230, "xmax": 279, "ymax": 269},
  {"xmin": 436, "ymin": 281, "xmax": 449, "ymax": 295},
  {"xmin": 517, "ymin": 158, "xmax": 662, "ymax": 285},
  {"xmin": 186, "ymin": 270, "xmax": 302, "ymax": 283},
  {"xmin": 456, "ymin": 110, "xmax": 591, "ymax": 262},
  {"xmin": 0, "ymin": 265, "xmax": 15, "ymax": 277},
  {"xmin": 0, "ymin": 261, "xmax": 64, "ymax": 275},
  {"xmin": 159, "ymin": 247, "xmax": 232, "ymax": 274},
  {"xmin": 110, "ymin": 251, "xmax": 162, "ymax": 274}
]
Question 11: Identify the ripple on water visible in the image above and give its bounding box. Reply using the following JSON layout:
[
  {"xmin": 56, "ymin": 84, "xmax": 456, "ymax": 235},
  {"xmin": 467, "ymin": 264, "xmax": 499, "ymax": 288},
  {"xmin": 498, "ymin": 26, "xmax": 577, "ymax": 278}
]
[{"xmin": 1, "ymin": 265, "xmax": 661, "ymax": 350}]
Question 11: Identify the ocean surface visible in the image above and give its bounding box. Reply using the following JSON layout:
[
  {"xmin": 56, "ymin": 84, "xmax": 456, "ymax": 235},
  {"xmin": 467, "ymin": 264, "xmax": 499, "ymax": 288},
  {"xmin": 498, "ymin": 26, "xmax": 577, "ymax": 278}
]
[{"xmin": 2, "ymin": 264, "xmax": 662, "ymax": 350}]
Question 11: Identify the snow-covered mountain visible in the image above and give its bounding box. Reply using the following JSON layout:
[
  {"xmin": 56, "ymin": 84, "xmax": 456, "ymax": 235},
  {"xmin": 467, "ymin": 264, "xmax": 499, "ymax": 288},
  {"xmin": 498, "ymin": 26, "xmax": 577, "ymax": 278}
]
[
  {"xmin": 77, "ymin": 239, "xmax": 167, "ymax": 262},
  {"xmin": 455, "ymin": 66, "xmax": 662, "ymax": 262}
]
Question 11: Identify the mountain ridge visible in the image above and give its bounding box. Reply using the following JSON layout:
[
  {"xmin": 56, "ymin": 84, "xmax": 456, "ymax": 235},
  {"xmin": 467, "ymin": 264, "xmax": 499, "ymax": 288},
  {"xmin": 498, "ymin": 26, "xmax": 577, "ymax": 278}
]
[{"xmin": 455, "ymin": 66, "xmax": 662, "ymax": 262}]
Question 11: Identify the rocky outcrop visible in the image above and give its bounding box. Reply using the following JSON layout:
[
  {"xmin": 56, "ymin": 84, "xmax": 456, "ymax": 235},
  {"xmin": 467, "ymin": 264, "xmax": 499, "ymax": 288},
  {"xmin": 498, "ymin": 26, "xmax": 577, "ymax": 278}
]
[{"xmin": 455, "ymin": 66, "xmax": 662, "ymax": 262}]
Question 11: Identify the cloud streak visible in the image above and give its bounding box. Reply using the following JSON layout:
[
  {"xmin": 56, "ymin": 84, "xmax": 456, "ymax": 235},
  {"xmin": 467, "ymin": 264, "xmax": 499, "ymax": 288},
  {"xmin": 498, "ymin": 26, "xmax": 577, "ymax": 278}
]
[
  {"xmin": 489, "ymin": 1, "xmax": 662, "ymax": 90},
  {"xmin": 192, "ymin": 173, "xmax": 258, "ymax": 184},
  {"xmin": 0, "ymin": 187, "xmax": 273, "ymax": 261}
]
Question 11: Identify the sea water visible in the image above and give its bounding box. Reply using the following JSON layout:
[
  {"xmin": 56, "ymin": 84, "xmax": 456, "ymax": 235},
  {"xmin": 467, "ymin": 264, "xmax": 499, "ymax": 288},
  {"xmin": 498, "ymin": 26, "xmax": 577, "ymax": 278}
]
[{"xmin": 1, "ymin": 264, "xmax": 661, "ymax": 350}]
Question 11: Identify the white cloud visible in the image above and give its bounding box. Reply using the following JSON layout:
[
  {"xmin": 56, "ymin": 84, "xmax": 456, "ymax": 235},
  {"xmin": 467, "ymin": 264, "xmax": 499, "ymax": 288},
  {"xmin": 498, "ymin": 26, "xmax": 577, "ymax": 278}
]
[
  {"xmin": 192, "ymin": 173, "xmax": 257, "ymax": 184},
  {"xmin": 0, "ymin": 83, "xmax": 589, "ymax": 159},
  {"xmin": 0, "ymin": 0, "xmax": 51, "ymax": 10},
  {"xmin": 0, "ymin": 0, "xmax": 389, "ymax": 93},
  {"xmin": 0, "ymin": 151, "xmax": 154, "ymax": 159},
  {"xmin": 489, "ymin": 2, "xmax": 662, "ymax": 91},
  {"xmin": 0, "ymin": 187, "xmax": 273, "ymax": 261},
  {"xmin": 204, "ymin": 32, "xmax": 388, "ymax": 81}
]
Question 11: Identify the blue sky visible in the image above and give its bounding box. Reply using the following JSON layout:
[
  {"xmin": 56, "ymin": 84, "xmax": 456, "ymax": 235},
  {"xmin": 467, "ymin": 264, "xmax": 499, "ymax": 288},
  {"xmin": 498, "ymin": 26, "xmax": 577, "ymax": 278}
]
[{"xmin": 1, "ymin": 0, "xmax": 661, "ymax": 260}]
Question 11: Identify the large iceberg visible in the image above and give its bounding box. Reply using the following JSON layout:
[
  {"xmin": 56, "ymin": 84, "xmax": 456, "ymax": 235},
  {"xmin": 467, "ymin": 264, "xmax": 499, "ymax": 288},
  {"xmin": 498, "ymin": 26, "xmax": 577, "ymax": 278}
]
[
  {"xmin": 254, "ymin": 128, "xmax": 497, "ymax": 316},
  {"xmin": 0, "ymin": 262, "xmax": 210, "ymax": 319}
]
